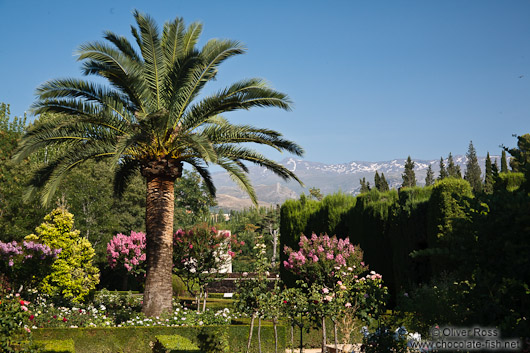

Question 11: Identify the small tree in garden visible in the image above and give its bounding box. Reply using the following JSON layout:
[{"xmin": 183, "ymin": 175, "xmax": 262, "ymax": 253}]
[
  {"xmin": 235, "ymin": 235, "xmax": 271, "ymax": 353},
  {"xmin": 173, "ymin": 224, "xmax": 240, "ymax": 312},
  {"xmin": 283, "ymin": 233, "xmax": 388, "ymax": 352},
  {"xmin": 25, "ymin": 207, "xmax": 99, "ymax": 302},
  {"xmin": 281, "ymin": 286, "xmax": 308, "ymax": 353},
  {"xmin": 106, "ymin": 231, "xmax": 146, "ymax": 289}
]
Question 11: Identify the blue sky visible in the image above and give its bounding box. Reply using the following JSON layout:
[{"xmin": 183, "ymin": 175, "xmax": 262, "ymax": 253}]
[{"xmin": 1, "ymin": 0, "xmax": 529, "ymax": 164}]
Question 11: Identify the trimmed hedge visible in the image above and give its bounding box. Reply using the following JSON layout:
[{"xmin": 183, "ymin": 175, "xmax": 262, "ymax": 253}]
[
  {"xmin": 32, "ymin": 325, "xmax": 286, "ymax": 353},
  {"xmin": 280, "ymin": 184, "xmax": 473, "ymax": 302},
  {"xmin": 152, "ymin": 335, "xmax": 199, "ymax": 353},
  {"xmin": 35, "ymin": 339, "xmax": 76, "ymax": 353}
]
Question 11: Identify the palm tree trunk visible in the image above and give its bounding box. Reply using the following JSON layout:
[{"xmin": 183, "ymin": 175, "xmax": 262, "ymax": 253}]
[{"xmin": 142, "ymin": 174, "xmax": 176, "ymax": 317}]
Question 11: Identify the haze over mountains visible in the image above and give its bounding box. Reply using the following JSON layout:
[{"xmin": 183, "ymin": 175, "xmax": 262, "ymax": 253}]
[{"xmin": 212, "ymin": 156, "xmax": 499, "ymax": 210}]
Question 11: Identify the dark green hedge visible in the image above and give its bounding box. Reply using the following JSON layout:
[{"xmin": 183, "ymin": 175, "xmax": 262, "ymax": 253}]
[
  {"xmin": 32, "ymin": 325, "xmax": 286, "ymax": 353},
  {"xmin": 280, "ymin": 183, "xmax": 471, "ymax": 302}
]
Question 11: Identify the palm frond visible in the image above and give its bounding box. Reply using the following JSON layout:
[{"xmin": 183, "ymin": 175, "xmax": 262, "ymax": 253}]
[
  {"xmin": 184, "ymin": 158, "xmax": 216, "ymax": 196},
  {"xmin": 113, "ymin": 158, "xmax": 142, "ymax": 197},
  {"xmin": 134, "ymin": 10, "xmax": 165, "ymax": 110},
  {"xmin": 103, "ymin": 30, "xmax": 141, "ymax": 62}
]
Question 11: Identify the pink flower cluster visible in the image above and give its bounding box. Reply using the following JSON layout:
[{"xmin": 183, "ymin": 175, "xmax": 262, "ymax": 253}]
[
  {"xmin": 283, "ymin": 233, "xmax": 356, "ymax": 272},
  {"xmin": 106, "ymin": 231, "xmax": 146, "ymax": 273}
]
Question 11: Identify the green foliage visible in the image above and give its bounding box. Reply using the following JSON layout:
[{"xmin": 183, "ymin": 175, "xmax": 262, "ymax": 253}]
[
  {"xmin": 308, "ymin": 187, "xmax": 323, "ymax": 201},
  {"xmin": 362, "ymin": 326, "xmax": 408, "ymax": 353},
  {"xmin": 501, "ymin": 149, "xmax": 509, "ymax": 173},
  {"xmin": 35, "ymin": 339, "xmax": 75, "ymax": 353},
  {"xmin": 152, "ymin": 335, "xmax": 199, "ymax": 353},
  {"xmin": 425, "ymin": 164, "xmax": 435, "ymax": 186},
  {"xmin": 0, "ymin": 293, "xmax": 36, "ymax": 353},
  {"xmin": 401, "ymin": 156, "xmax": 416, "ymax": 188},
  {"xmin": 495, "ymin": 172, "xmax": 524, "ymax": 193},
  {"xmin": 446, "ymin": 152, "xmax": 462, "ymax": 179},
  {"xmin": 359, "ymin": 177, "xmax": 370, "ymax": 193},
  {"xmin": 174, "ymin": 170, "xmax": 217, "ymax": 229},
  {"xmin": 197, "ymin": 326, "xmax": 230, "ymax": 353},
  {"xmin": 27, "ymin": 207, "xmax": 99, "ymax": 302},
  {"xmin": 32, "ymin": 326, "xmax": 286, "ymax": 353},
  {"xmin": 0, "ymin": 103, "xmax": 49, "ymax": 243},
  {"xmin": 483, "ymin": 152, "xmax": 494, "ymax": 194},
  {"xmin": 464, "ymin": 141, "xmax": 482, "ymax": 193},
  {"xmin": 438, "ymin": 157, "xmax": 448, "ymax": 180}
]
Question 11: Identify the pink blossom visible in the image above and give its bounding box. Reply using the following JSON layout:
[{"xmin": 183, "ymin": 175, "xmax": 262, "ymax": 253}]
[
  {"xmin": 322, "ymin": 287, "xmax": 329, "ymax": 294},
  {"xmin": 345, "ymin": 302, "xmax": 352, "ymax": 308}
]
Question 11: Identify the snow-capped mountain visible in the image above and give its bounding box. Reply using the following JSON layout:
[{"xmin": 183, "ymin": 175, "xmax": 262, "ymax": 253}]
[{"xmin": 212, "ymin": 155, "xmax": 498, "ymax": 209}]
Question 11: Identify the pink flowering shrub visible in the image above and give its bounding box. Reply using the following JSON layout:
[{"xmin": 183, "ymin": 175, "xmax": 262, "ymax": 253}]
[
  {"xmin": 283, "ymin": 233, "xmax": 366, "ymax": 287},
  {"xmin": 173, "ymin": 224, "xmax": 241, "ymax": 309},
  {"xmin": 0, "ymin": 240, "xmax": 61, "ymax": 290},
  {"xmin": 106, "ymin": 231, "xmax": 146, "ymax": 277}
]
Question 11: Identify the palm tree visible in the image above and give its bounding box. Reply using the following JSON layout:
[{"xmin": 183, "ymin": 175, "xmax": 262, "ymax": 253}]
[{"xmin": 14, "ymin": 11, "xmax": 304, "ymax": 316}]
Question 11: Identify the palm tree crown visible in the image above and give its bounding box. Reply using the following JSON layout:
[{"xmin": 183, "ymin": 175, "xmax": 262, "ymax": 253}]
[
  {"xmin": 14, "ymin": 11, "xmax": 303, "ymax": 317},
  {"xmin": 15, "ymin": 10, "xmax": 303, "ymax": 204}
]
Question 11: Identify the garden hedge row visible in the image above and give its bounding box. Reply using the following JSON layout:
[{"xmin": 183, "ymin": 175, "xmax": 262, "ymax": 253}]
[
  {"xmin": 280, "ymin": 179, "xmax": 478, "ymax": 301},
  {"xmin": 33, "ymin": 325, "xmax": 286, "ymax": 353}
]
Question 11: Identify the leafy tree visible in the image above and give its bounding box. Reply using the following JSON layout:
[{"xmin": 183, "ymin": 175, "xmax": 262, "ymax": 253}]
[
  {"xmin": 425, "ymin": 164, "xmax": 435, "ymax": 186},
  {"xmin": 235, "ymin": 235, "xmax": 271, "ymax": 353},
  {"xmin": 25, "ymin": 207, "xmax": 100, "ymax": 302},
  {"xmin": 464, "ymin": 141, "xmax": 482, "ymax": 193},
  {"xmin": 174, "ymin": 170, "xmax": 217, "ymax": 229},
  {"xmin": 501, "ymin": 149, "xmax": 509, "ymax": 173},
  {"xmin": 447, "ymin": 152, "xmax": 462, "ymax": 178},
  {"xmin": 14, "ymin": 11, "xmax": 303, "ymax": 316},
  {"xmin": 505, "ymin": 133, "xmax": 530, "ymax": 192},
  {"xmin": 483, "ymin": 152, "xmax": 494, "ymax": 194},
  {"xmin": 173, "ymin": 224, "xmax": 239, "ymax": 312},
  {"xmin": 309, "ymin": 187, "xmax": 323, "ymax": 201},
  {"xmin": 401, "ymin": 156, "xmax": 416, "ymax": 188},
  {"xmin": 0, "ymin": 104, "xmax": 48, "ymax": 242},
  {"xmin": 438, "ymin": 157, "xmax": 448, "ymax": 180}
]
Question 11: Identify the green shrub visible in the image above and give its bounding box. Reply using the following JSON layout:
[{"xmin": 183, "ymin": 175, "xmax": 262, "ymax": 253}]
[
  {"xmin": 152, "ymin": 335, "xmax": 199, "ymax": 353},
  {"xmin": 25, "ymin": 207, "xmax": 99, "ymax": 303},
  {"xmin": 172, "ymin": 275, "xmax": 188, "ymax": 297},
  {"xmin": 197, "ymin": 326, "xmax": 229, "ymax": 353},
  {"xmin": 32, "ymin": 325, "xmax": 286, "ymax": 353}
]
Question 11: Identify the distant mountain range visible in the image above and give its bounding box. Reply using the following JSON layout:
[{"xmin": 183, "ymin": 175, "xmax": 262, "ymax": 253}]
[{"xmin": 212, "ymin": 155, "xmax": 499, "ymax": 210}]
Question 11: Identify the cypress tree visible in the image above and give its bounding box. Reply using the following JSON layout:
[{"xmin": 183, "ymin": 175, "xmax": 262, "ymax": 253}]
[
  {"xmin": 464, "ymin": 141, "xmax": 482, "ymax": 193},
  {"xmin": 425, "ymin": 164, "xmax": 435, "ymax": 186},
  {"xmin": 492, "ymin": 159, "xmax": 499, "ymax": 178},
  {"xmin": 359, "ymin": 177, "xmax": 370, "ymax": 193},
  {"xmin": 447, "ymin": 153, "xmax": 462, "ymax": 178},
  {"xmin": 438, "ymin": 157, "xmax": 448, "ymax": 180},
  {"xmin": 374, "ymin": 171, "xmax": 381, "ymax": 191},
  {"xmin": 402, "ymin": 156, "xmax": 416, "ymax": 188},
  {"xmin": 483, "ymin": 152, "xmax": 494, "ymax": 194},
  {"xmin": 501, "ymin": 150, "xmax": 509, "ymax": 173},
  {"xmin": 380, "ymin": 173, "xmax": 390, "ymax": 191}
]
